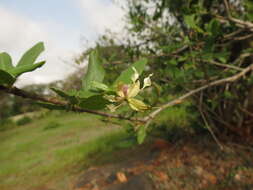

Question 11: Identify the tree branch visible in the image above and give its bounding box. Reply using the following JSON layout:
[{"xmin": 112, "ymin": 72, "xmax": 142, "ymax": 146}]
[
  {"xmin": 145, "ymin": 63, "xmax": 253, "ymax": 121},
  {"xmin": 0, "ymin": 85, "xmax": 144, "ymax": 123},
  {"xmin": 2, "ymin": 63, "xmax": 253, "ymax": 126}
]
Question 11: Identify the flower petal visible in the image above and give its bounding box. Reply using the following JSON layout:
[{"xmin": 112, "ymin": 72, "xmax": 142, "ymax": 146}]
[
  {"xmin": 127, "ymin": 80, "xmax": 140, "ymax": 98},
  {"xmin": 117, "ymin": 84, "xmax": 128, "ymax": 98},
  {"xmin": 117, "ymin": 90, "xmax": 125, "ymax": 97},
  {"xmin": 107, "ymin": 103, "xmax": 123, "ymax": 112},
  {"xmin": 128, "ymin": 98, "xmax": 150, "ymax": 111},
  {"xmin": 103, "ymin": 95, "xmax": 117, "ymax": 102},
  {"xmin": 131, "ymin": 67, "xmax": 139, "ymax": 82},
  {"xmin": 107, "ymin": 104, "xmax": 117, "ymax": 112},
  {"xmin": 142, "ymin": 74, "xmax": 153, "ymax": 89}
]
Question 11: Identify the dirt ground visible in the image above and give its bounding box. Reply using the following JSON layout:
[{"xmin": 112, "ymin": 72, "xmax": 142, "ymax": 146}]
[{"xmin": 73, "ymin": 136, "xmax": 253, "ymax": 190}]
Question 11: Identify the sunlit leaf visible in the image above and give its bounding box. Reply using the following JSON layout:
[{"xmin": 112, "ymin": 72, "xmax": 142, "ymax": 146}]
[
  {"xmin": 0, "ymin": 52, "xmax": 13, "ymax": 71},
  {"xmin": 82, "ymin": 50, "xmax": 105, "ymax": 94},
  {"xmin": 10, "ymin": 61, "xmax": 45, "ymax": 77},
  {"xmin": 17, "ymin": 42, "xmax": 45, "ymax": 66},
  {"xmin": 91, "ymin": 81, "xmax": 110, "ymax": 91},
  {"xmin": 114, "ymin": 58, "xmax": 147, "ymax": 86},
  {"xmin": 137, "ymin": 125, "xmax": 146, "ymax": 144},
  {"xmin": 76, "ymin": 89, "xmax": 97, "ymax": 99}
]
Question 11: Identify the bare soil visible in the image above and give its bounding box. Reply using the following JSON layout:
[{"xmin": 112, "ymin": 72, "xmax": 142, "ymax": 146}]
[{"xmin": 73, "ymin": 136, "xmax": 253, "ymax": 190}]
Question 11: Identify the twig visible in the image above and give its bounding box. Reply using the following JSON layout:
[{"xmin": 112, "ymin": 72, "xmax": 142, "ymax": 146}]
[
  {"xmin": 224, "ymin": 29, "xmax": 245, "ymax": 39},
  {"xmin": 0, "ymin": 85, "xmax": 144, "ymax": 123},
  {"xmin": 240, "ymin": 107, "xmax": 253, "ymax": 118},
  {"xmin": 147, "ymin": 45, "xmax": 189, "ymax": 59},
  {"xmin": 145, "ymin": 63, "xmax": 253, "ymax": 121},
  {"xmin": 234, "ymin": 33, "xmax": 253, "ymax": 41},
  {"xmin": 106, "ymin": 45, "xmax": 189, "ymax": 65},
  {"xmin": 228, "ymin": 142, "xmax": 253, "ymax": 151},
  {"xmin": 198, "ymin": 103, "xmax": 224, "ymax": 150},
  {"xmin": 200, "ymin": 59, "xmax": 243, "ymax": 71},
  {"xmin": 235, "ymin": 53, "xmax": 252, "ymax": 67},
  {"xmin": 229, "ymin": 17, "xmax": 253, "ymax": 29},
  {"xmin": 223, "ymin": 0, "xmax": 231, "ymax": 17},
  {"xmin": 215, "ymin": 14, "xmax": 253, "ymax": 32}
]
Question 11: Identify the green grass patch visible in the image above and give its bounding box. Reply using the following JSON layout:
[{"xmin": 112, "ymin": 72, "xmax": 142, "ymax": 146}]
[
  {"xmin": 0, "ymin": 111, "xmax": 131, "ymax": 190},
  {"xmin": 150, "ymin": 101, "xmax": 198, "ymax": 141}
]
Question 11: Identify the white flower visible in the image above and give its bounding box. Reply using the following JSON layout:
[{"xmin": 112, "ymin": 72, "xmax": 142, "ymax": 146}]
[{"xmin": 104, "ymin": 67, "xmax": 153, "ymax": 112}]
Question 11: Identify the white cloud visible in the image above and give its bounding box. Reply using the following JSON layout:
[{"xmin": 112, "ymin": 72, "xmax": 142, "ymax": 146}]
[
  {"xmin": 78, "ymin": 0, "xmax": 125, "ymax": 35},
  {"xmin": 0, "ymin": 5, "xmax": 80, "ymax": 87},
  {"xmin": 0, "ymin": 1, "xmax": 126, "ymax": 87},
  {"xmin": 0, "ymin": 6, "xmax": 48, "ymax": 55}
]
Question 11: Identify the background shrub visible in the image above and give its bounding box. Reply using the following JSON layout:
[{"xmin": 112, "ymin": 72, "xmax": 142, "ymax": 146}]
[
  {"xmin": 43, "ymin": 121, "xmax": 61, "ymax": 131},
  {"xmin": 0, "ymin": 118, "xmax": 16, "ymax": 131},
  {"xmin": 16, "ymin": 116, "xmax": 32, "ymax": 126}
]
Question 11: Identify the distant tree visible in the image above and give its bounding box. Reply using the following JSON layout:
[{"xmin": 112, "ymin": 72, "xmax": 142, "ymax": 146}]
[
  {"xmin": 80, "ymin": 0, "xmax": 253, "ymax": 141},
  {"xmin": 0, "ymin": 93, "xmax": 12, "ymax": 119}
]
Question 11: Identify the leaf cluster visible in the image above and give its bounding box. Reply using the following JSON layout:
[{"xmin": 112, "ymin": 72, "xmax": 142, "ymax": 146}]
[{"xmin": 0, "ymin": 42, "xmax": 45, "ymax": 86}]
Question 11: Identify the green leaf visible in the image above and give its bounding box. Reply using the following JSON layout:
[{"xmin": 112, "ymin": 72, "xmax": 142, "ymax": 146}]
[
  {"xmin": 194, "ymin": 70, "xmax": 204, "ymax": 78},
  {"xmin": 79, "ymin": 95, "xmax": 109, "ymax": 110},
  {"xmin": 114, "ymin": 58, "xmax": 147, "ymax": 86},
  {"xmin": 51, "ymin": 88, "xmax": 78, "ymax": 104},
  {"xmin": 76, "ymin": 90, "xmax": 97, "ymax": 99},
  {"xmin": 137, "ymin": 125, "xmax": 147, "ymax": 144},
  {"xmin": 209, "ymin": 19, "xmax": 221, "ymax": 36},
  {"xmin": 224, "ymin": 91, "xmax": 234, "ymax": 99},
  {"xmin": 167, "ymin": 59, "xmax": 177, "ymax": 66},
  {"xmin": 91, "ymin": 81, "xmax": 110, "ymax": 91},
  {"xmin": 17, "ymin": 42, "xmax": 45, "ymax": 66},
  {"xmin": 35, "ymin": 102, "xmax": 66, "ymax": 110},
  {"xmin": 82, "ymin": 50, "xmax": 105, "ymax": 92},
  {"xmin": 184, "ymin": 14, "xmax": 204, "ymax": 33},
  {"xmin": 0, "ymin": 69, "xmax": 15, "ymax": 86},
  {"xmin": 214, "ymin": 52, "xmax": 229, "ymax": 63},
  {"xmin": 245, "ymin": 0, "xmax": 253, "ymax": 21},
  {"xmin": 0, "ymin": 52, "xmax": 13, "ymax": 71},
  {"xmin": 10, "ymin": 61, "xmax": 45, "ymax": 77}
]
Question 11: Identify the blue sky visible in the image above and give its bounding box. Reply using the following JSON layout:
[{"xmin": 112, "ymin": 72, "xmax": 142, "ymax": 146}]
[
  {"xmin": 0, "ymin": 0, "xmax": 124, "ymax": 86},
  {"xmin": 1, "ymin": 0, "xmax": 84, "ymax": 38},
  {"xmin": 1, "ymin": 0, "xmax": 82, "ymax": 23}
]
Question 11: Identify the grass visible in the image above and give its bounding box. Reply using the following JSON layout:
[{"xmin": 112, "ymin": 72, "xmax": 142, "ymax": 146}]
[
  {"xmin": 0, "ymin": 111, "xmax": 132, "ymax": 190},
  {"xmin": 0, "ymin": 101, "xmax": 198, "ymax": 190}
]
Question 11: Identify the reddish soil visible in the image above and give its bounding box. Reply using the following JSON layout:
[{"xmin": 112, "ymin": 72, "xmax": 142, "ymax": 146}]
[{"xmin": 72, "ymin": 137, "xmax": 253, "ymax": 190}]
